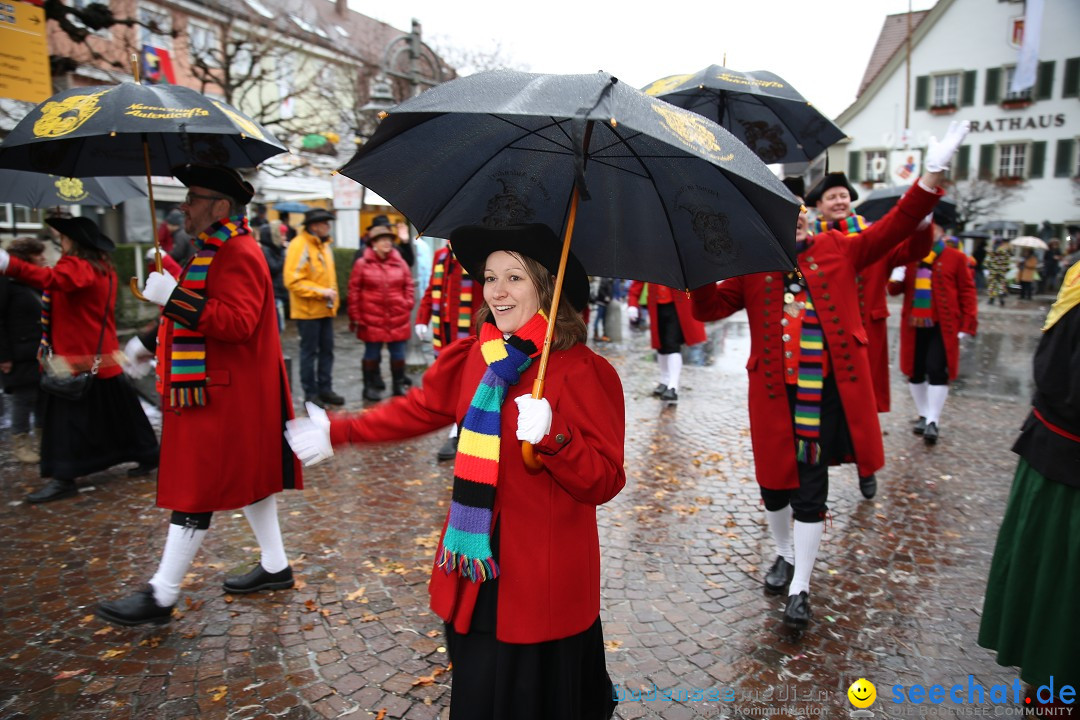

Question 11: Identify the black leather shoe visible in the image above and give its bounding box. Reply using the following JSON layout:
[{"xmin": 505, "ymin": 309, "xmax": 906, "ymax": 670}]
[
  {"xmin": 652, "ymin": 383, "xmax": 667, "ymax": 397},
  {"xmin": 95, "ymin": 586, "xmax": 174, "ymax": 626},
  {"xmin": 923, "ymin": 421, "xmax": 939, "ymax": 445},
  {"xmin": 25, "ymin": 478, "xmax": 77, "ymax": 504},
  {"xmin": 660, "ymin": 387, "xmax": 678, "ymax": 404},
  {"xmin": 858, "ymin": 474, "xmax": 877, "ymax": 499},
  {"xmin": 913, "ymin": 417, "xmax": 927, "ymax": 435},
  {"xmin": 319, "ymin": 390, "xmax": 345, "ymax": 406},
  {"xmin": 127, "ymin": 459, "xmax": 159, "ymax": 478},
  {"xmin": 362, "ymin": 386, "xmax": 382, "ymax": 403},
  {"xmin": 783, "ymin": 591, "xmax": 811, "ymax": 629},
  {"xmin": 305, "ymin": 395, "xmax": 326, "ymax": 409},
  {"xmin": 223, "ymin": 565, "xmax": 294, "ymax": 594},
  {"xmin": 764, "ymin": 556, "xmax": 794, "ymax": 595},
  {"xmin": 436, "ymin": 435, "xmax": 459, "ymax": 462}
]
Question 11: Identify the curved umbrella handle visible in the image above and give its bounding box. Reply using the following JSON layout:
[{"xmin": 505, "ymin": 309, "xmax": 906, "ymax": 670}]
[
  {"xmin": 521, "ymin": 378, "xmax": 546, "ymax": 471},
  {"xmin": 129, "ymin": 276, "xmax": 149, "ymax": 302}
]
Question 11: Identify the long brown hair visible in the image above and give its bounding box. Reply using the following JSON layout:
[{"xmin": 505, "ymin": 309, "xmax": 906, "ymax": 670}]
[
  {"xmin": 474, "ymin": 252, "xmax": 587, "ymax": 351},
  {"xmin": 63, "ymin": 240, "xmax": 114, "ymax": 273}
]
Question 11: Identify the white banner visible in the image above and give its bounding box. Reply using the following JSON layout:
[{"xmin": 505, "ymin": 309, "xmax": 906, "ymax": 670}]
[{"xmin": 1010, "ymin": 0, "xmax": 1044, "ymax": 94}]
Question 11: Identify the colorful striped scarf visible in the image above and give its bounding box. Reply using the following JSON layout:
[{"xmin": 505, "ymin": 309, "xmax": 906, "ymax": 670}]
[
  {"xmin": 911, "ymin": 238, "xmax": 946, "ymax": 328},
  {"xmin": 812, "ymin": 213, "xmax": 868, "ymax": 237},
  {"xmin": 431, "ymin": 250, "xmax": 473, "ymax": 354},
  {"xmin": 794, "ymin": 288, "xmax": 825, "ymax": 465},
  {"xmin": 37, "ymin": 291, "xmax": 51, "ymax": 361},
  {"xmin": 159, "ymin": 215, "xmax": 249, "ymax": 407},
  {"xmin": 437, "ymin": 311, "xmax": 548, "ymax": 582}
]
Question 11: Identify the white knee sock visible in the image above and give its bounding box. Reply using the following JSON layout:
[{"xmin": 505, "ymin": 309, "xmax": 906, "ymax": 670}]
[
  {"xmin": 448, "ymin": 423, "xmax": 458, "ymax": 439},
  {"xmin": 667, "ymin": 351, "xmax": 683, "ymax": 392},
  {"xmin": 243, "ymin": 495, "xmax": 289, "ymax": 573},
  {"xmin": 657, "ymin": 353, "xmax": 671, "ymax": 387},
  {"xmin": 908, "ymin": 381, "xmax": 929, "ymax": 418},
  {"xmin": 149, "ymin": 523, "xmax": 207, "ymax": 607},
  {"xmin": 789, "ymin": 520, "xmax": 824, "ymax": 597},
  {"xmin": 765, "ymin": 506, "xmax": 794, "ymax": 564},
  {"xmin": 925, "ymin": 383, "xmax": 950, "ymax": 425}
]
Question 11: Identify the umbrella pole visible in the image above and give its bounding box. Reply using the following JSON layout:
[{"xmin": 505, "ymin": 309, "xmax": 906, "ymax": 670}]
[
  {"xmin": 521, "ymin": 184, "xmax": 581, "ymax": 471},
  {"xmin": 128, "ymin": 54, "xmax": 160, "ymax": 301}
]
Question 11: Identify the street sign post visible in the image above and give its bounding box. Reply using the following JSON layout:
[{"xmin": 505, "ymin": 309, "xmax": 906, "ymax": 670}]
[{"xmin": 0, "ymin": 1, "xmax": 52, "ymax": 103}]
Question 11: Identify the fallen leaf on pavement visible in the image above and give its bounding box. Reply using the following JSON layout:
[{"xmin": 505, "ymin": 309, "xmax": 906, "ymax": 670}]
[
  {"xmin": 53, "ymin": 669, "xmax": 86, "ymax": 680},
  {"xmin": 209, "ymin": 685, "xmax": 227, "ymax": 702}
]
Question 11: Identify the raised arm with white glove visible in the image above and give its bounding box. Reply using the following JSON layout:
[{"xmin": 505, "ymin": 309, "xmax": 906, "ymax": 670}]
[
  {"xmin": 514, "ymin": 394, "xmax": 552, "ymax": 444},
  {"xmin": 920, "ymin": 120, "xmax": 970, "ymax": 193},
  {"xmin": 284, "ymin": 401, "xmax": 334, "ymax": 466},
  {"xmin": 142, "ymin": 271, "xmax": 179, "ymax": 306}
]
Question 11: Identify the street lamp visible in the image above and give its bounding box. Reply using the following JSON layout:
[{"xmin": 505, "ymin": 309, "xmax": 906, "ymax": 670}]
[{"xmin": 381, "ymin": 19, "xmax": 444, "ymax": 97}]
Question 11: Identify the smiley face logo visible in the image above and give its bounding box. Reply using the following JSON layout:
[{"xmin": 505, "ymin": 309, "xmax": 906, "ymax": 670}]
[{"xmin": 848, "ymin": 678, "xmax": 877, "ymax": 709}]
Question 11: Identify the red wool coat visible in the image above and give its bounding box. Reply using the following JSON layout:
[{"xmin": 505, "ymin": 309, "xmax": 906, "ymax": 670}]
[
  {"xmin": 328, "ymin": 337, "xmax": 625, "ymax": 644},
  {"xmin": 627, "ymin": 282, "xmax": 707, "ymax": 348},
  {"xmin": 889, "ymin": 246, "xmax": 978, "ymax": 381},
  {"xmin": 691, "ymin": 183, "xmax": 944, "ymax": 489},
  {"xmin": 156, "ymin": 229, "xmax": 302, "ymax": 512},
  {"xmin": 347, "ymin": 246, "xmax": 415, "ymax": 343}
]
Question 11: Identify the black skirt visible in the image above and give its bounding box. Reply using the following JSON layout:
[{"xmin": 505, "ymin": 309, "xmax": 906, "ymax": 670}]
[{"xmin": 40, "ymin": 373, "xmax": 159, "ymax": 480}]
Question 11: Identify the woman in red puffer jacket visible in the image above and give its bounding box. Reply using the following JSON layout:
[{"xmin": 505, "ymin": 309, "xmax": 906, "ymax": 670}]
[{"xmin": 348, "ymin": 224, "xmax": 415, "ymax": 401}]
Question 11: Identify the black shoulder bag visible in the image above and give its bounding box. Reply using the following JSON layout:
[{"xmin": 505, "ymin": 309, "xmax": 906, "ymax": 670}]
[{"xmin": 40, "ymin": 273, "xmax": 113, "ymax": 401}]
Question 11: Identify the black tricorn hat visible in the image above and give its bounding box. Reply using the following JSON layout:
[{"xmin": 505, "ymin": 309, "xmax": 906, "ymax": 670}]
[
  {"xmin": 172, "ymin": 163, "xmax": 254, "ymax": 205},
  {"xmin": 806, "ymin": 172, "xmax": 859, "ymax": 204},
  {"xmin": 45, "ymin": 216, "xmax": 115, "ymax": 253},
  {"xmin": 450, "ymin": 223, "xmax": 589, "ymax": 312},
  {"xmin": 781, "ymin": 176, "xmax": 805, "ymax": 200},
  {"xmin": 303, "ymin": 208, "xmax": 336, "ymax": 225}
]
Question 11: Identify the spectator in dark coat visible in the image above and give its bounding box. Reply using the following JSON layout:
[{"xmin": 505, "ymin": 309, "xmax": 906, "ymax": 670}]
[
  {"xmin": 259, "ymin": 217, "xmax": 290, "ymax": 333},
  {"xmin": 0, "ymin": 237, "xmax": 46, "ymax": 464}
]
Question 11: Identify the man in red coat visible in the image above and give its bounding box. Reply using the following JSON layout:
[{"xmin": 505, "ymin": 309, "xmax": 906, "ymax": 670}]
[
  {"xmin": 627, "ymin": 281, "xmax": 706, "ymax": 405},
  {"xmin": 95, "ymin": 164, "xmax": 303, "ymax": 626},
  {"xmin": 691, "ymin": 121, "xmax": 967, "ymax": 631},
  {"xmin": 888, "ymin": 224, "xmax": 978, "ymax": 445}
]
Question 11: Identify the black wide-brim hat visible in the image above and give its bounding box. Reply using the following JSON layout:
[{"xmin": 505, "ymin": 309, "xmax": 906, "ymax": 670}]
[
  {"xmin": 172, "ymin": 163, "xmax": 255, "ymax": 205},
  {"xmin": 450, "ymin": 223, "xmax": 589, "ymax": 312},
  {"xmin": 806, "ymin": 171, "xmax": 859, "ymax": 204},
  {"xmin": 45, "ymin": 216, "xmax": 115, "ymax": 252},
  {"xmin": 303, "ymin": 208, "xmax": 336, "ymax": 225}
]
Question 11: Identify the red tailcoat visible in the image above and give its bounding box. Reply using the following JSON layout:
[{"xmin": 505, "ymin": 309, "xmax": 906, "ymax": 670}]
[
  {"xmin": 415, "ymin": 246, "xmax": 477, "ymax": 354},
  {"xmin": 691, "ymin": 183, "xmax": 944, "ymax": 489},
  {"xmin": 329, "ymin": 337, "xmax": 625, "ymax": 644},
  {"xmin": 889, "ymin": 246, "xmax": 978, "ymax": 381},
  {"xmin": 156, "ymin": 229, "xmax": 302, "ymax": 512},
  {"xmin": 627, "ymin": 282, "xmax": 706, "ymax": 348}
]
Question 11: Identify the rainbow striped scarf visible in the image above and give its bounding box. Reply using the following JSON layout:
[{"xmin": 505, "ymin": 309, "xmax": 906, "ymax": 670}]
[
  {"xmin": 160, "ymin": 215, "xmax": 248, "ymax": 407},
  {"xmin": 794, "ymin": 290, "xmax": 825, "ymax": 465},
  {"xmin": 37, "ymin": 291, "xmax": 52, "ymax": 361},
  {"xmin": 431, "ymin": 250, "xmax": 473, "ymax": 354},
  {"xmin": 911, "ymin": 239, "xmax": 945, "ymax": 328},
  {"xmin": 437, "ymin": 311, "xmax": 548, "ymax": 582},
  {"xmin": 812, "ymin": 213, "xmax": 868, "ymax": 237}
]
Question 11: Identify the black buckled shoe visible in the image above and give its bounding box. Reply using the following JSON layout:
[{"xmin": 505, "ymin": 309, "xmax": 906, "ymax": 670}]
[
  {"xmin": 319, "ymin": 390, "xmax": 345, "ymax": 406},
  {"xmin": 95, "ymin": 586, "xmax": 174, "ymax": 626},
  {"xmin": 764, "ymin": 556, "xmax": 794, "ymax": 595},
  {"xmin": 913, "ymin": 417, "xmax": 927, "ymax": 435},
  {"xmin": 223, "ymin": 565, "xmax": 294, "ymax": 594},
  {"xmin": 923, "ymin": 421, "xmax": 939, "ymax": 445},
  {"xmin": 858, "ymin": 474, "xmax": 877, "ymax": 499},
  {"xmin": 25, "ymin": 478, "xmax": 78, "ymax": 504},
  {"xmin": 660, "ymin": 387, "xmax": 678, "ymax": 404},
  {"xmin": 652, "ymin": 383, "xmax": 667, "ymax": 397},
  {"xmin": 436, "ymin": 435, "xmax": 459, "ymax": 462},
  {"xmin": 783, "ymin": 591, "xmax": 812, "ymax": 629}
]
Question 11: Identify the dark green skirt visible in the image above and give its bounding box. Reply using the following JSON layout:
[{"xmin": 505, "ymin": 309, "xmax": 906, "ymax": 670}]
[{"xmin": 979, "ymin": 458, "xmax": 1080, "ymax": 686}]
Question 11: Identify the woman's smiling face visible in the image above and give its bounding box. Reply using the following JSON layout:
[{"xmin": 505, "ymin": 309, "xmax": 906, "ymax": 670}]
[{"xmin": 483, "ymin": 251, "xmax": 540, "ymax": 334}]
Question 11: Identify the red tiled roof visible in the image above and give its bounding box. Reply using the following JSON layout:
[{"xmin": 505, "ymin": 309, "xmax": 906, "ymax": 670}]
[{"xmin": 857, "ymin": 10, "xmax": 930, "ymax": 97}]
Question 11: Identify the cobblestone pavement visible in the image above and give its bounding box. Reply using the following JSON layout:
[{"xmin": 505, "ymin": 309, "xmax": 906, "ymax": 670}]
[{"xmin": 0, "ymin": 294, "xmax": 1055, "ymax": 720}]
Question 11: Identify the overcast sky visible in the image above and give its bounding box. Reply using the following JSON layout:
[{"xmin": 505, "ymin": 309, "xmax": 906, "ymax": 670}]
[{"xmin": 354, "ymin": 0, "xmax": 938, "ymax": 120}]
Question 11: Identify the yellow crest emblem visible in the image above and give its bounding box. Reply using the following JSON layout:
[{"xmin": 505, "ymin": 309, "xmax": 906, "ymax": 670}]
[
  {"xmin": 33, "ymin": 90, "xmax": 108, "ymax": 139},
  {"xmin": 54, "ymin": 177, "xmax": 89, "ymax": 202},
  {"xmin": 211, "ymin": 101, "xmax": 266, "ymax": 141},
  {"xmin": 642, "ymin": 74, "xmax": 693, "ymax": 97},
  {"xmin": 652, "ymin": 105, "xmax": 732, "ymax": 161}
]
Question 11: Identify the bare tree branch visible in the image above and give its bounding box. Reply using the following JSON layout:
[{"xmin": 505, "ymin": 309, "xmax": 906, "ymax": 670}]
[{"xmin": 945, "ymin": 177, "xmax": 1030, "ymax": 229}]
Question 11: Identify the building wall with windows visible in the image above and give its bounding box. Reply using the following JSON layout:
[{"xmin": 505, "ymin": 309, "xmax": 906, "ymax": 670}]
[{"xmin": 833, "ymin": 0, "xmax": 1080, "ymax": 234}]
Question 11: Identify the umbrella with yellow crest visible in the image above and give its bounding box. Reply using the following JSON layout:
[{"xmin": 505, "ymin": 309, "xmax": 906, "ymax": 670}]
[{"xmin": 0, "ymin": 170, "xmax": 145, "ymax": 211}]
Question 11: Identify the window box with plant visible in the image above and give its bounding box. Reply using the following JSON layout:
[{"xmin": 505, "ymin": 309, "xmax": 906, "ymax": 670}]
[
  {"xmin": 995, "ymin": 175, "xmax": 1025, "ymax": 186},
  {"xmin": 1000, "ymin": 97, "xmax": 1032, "ymax": 110},
  {"xmin": 929, "ymin": 103, "xmax": 958, "ymax": 115}
]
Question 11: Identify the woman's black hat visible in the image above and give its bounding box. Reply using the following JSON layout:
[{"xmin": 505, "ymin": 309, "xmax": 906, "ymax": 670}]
[
  {"xmin": 806, "ymin": 172, "xmax": 859, "ymax": 204},
  {"xmin": 45, "ymin": 216, "xmax": 115, "ymax": 252}
]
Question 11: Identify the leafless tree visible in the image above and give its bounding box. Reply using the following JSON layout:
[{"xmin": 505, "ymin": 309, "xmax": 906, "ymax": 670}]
[
  {"xmin": 945, "ymin": 177, "xmax": 1030, "ymax": 229},
  {"xmin": 427, "ymin": 37, "xmax": 528, "ymax": 76}
]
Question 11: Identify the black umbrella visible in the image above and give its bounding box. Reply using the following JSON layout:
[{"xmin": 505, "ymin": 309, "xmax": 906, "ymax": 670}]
[
  {"xmin": 339, "ymin": 69, "xmax": 799, "ymax": 468},
  {"xmin": 855, "ymin": 184, "xmax": 958, "ymax": 227},
  {"xmin": 643, "ymin": 65, "xmax": 846, "ymax": 164},
  {"xmin": 0, "ymin": 170, "xmax": 145, "ymax": 209}
]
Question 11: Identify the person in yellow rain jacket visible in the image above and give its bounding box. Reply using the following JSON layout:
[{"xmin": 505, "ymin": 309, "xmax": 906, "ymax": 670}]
[{"xmin": 284, "ymin": 208, "xmax": 342, "ymax": 408}]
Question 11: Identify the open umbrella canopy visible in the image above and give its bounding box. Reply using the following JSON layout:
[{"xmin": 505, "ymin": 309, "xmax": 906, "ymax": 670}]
[
  {"xmin": 340, "ymin": 70, "xmax": 799, "ymax": 292},
  {"xmin": 855, "ymin": 183, "xmax": 958, "ymax": 227},
  {"xmin": 0, "ymin": 82, "xmax": 286, "ymax": 176},
  {"xmin": 0, "ymin": 170, "xmax": 145, "ymax": 207},
  {"xmin": 643, "ymin": 65, "xmax": 846, "ymax": 164},
  {"xmin": 272, "ymin": 201, "xmax": 311, "ymax": 214},
  {"xmin": 1009, "ymin": 236, "xmax": 1048, "ymax": 250}
]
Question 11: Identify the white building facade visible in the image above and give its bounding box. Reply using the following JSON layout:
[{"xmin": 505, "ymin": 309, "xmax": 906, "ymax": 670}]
[{"xmin": 833, "ymin": 0, "xmax": 1079, "ymax": 237}]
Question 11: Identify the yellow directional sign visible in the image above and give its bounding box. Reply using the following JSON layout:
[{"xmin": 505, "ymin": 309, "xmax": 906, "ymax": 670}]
[{"xmin": 0, "ymin": 2, "xmax": 52, "ymax": 103}]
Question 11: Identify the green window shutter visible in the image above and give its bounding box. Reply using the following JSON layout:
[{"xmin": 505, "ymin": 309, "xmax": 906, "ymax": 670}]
[
  {"xmin": 1029, "ymin": 141, "xmax": 1047, "ymax": 179},
  {"xmin": 961, "ymin": 70, "xmax": 977, "ymax": 106},
  {"xmin": 915, "ymin": 75, "xmax": 929, "ymax": 110},
  {"xmin": 1055, "ymin": 139, "xmax": 1076, "ymax": 177},
  {"xmin": 1035, "ymin": 61, "xmax": 1055, "ymax": 100},
  {"xmin": 955, "ymin": 145, "xmax": 971, "ymax": 180},
  {"xmin": 978, "ymin": 144, "xmax": 995, "ymax": 179},
  {"xmin": 848, "ymin": 151, "xmax": 861, "ymax": 182},
  {"xmin": 985, "ymin": 67, "xmax": 1001, "ymax": 105},
  {"xmin": 1063, "ymin": 58, "xmax": 1080, "ymax": 98}
]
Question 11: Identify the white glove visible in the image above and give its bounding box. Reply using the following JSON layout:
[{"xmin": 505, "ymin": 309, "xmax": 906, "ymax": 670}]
[
  {"xmin": 917, "ymin": 212, "xmax": 934, "ymax": 230},
  {"xmin": 627, "ymin": 305, "xmax": 640, "ymax": 322},
  {"xmin": 143, "ymin": 271, "xmax": 178, "ymax": 306},
  {"xmin": 284, "ymin": 402, "xmax": 334, "ymax": 466},
  {"xmin": 889, "ymin": 266, "xmax": 907, "ymax": 283},
  {"xmin": 958, "ymin": 331, "xmax": 971, "ymax": 341},
  {"xmin": 123, "ymin": 335, "xmax": 154, "ymax": 378},
  {"xmin": 414, "ymin": 323, "xmax": 429, "ymax": 341},
  {"xmin": 925, "ymin": 120, "xmax": 970, "ymax": 173},
  {"xmin": 0, "ymin": 247, "xmax": 8, "ymax": 273},
  {"xmin": 514, "ymin": 394, "xmax": 552, "ymax": 444}
]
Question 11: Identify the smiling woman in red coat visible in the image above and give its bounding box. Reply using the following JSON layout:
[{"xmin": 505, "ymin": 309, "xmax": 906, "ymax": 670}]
[
  {"xmin": 348, "ymin": 224, "xmax": 415, "ymax": 401},
  {"xmin": 287, "ymin": 223, "xmax": 624, "ymax": 720}
]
